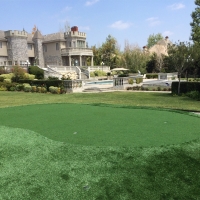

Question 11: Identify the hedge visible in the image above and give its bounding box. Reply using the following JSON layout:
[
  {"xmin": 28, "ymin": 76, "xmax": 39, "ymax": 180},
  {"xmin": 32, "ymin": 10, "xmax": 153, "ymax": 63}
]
[
  {"xmin": 171, "ymin": 81, "xmax": 200, "ymax": 94},
  {"xmin": 17, "ymin": 79, "xmax": 63, "ymax": 91}
]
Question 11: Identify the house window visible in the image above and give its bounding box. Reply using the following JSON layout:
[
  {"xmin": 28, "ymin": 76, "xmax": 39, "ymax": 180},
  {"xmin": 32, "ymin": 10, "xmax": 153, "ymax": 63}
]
[
  {"xmin": 28, "ymin": 44, "xmax": 32, "ymax": 50},
  {"xmin": 73, "ymin": 41, "xmax": 76, "ymax": 48},
  {"xmin": 56, "ymin": 43, "xmax": 59, "ymax": 50},
  {"xmin": 43, "ymin": 45, "xmax": 47, "ymax": 52},
  {"xmin": 0, "ymin": 42, "xmax": 2, "ymax": 48},
  {"xmin": 15, "ymin": 61, "xmax": 18, "ymax": 66},
  {"xmin": 69, "ymin": 41, "xmax": 71, "ymax": 47},
  {"xmin": 4, "ymin": 61, "xmax": 7, "ymax": 66},
  {"xmin": 8, "ymin": 61, "xmax": 12, "ymax": 66}
]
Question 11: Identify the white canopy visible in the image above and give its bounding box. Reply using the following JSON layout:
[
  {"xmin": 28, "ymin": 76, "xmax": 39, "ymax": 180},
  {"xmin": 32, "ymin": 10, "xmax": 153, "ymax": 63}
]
[{"xmin": 111, "ymin": 68, "xmax": 129, "ymax": 71}]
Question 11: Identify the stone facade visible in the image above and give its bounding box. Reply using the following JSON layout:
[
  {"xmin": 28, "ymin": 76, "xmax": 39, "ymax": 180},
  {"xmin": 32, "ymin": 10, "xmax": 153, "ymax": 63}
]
[
  {"xmin": 33, "ymin": 38, "xmax": 44, "ymax": 67},
  {"xmin": 44, "ymin": 55, "xmax": 62, "ymax": 66},
  {"xmin": 7, "ymin": 36, "xmax": 28, "ymax": 63},
  {"xmin": 0, "ymin": 26, "xmax": 93, "ymax": 68}
]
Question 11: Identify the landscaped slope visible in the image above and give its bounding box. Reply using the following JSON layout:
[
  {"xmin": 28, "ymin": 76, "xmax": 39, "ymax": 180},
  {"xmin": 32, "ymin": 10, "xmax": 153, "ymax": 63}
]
[{"xmin": 0, "ymin": 126, "xmax": 200, "ymax": 199}]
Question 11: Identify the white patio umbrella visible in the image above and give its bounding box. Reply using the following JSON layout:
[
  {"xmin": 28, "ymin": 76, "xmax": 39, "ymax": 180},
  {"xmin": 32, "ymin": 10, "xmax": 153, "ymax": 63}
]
[{"xmin": 111, "ymin": 68, "xmax": 129, "ymax": 71}]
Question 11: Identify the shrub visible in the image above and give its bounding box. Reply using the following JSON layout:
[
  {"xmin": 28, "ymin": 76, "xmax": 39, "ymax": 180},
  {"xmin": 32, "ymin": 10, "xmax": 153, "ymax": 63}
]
[
  {"xmin": 128, "ymin": 78, "xmax": 134, "ymax": 84},
  {"xmin": 16, "ymin": 84, "xmax": 24, "ymax": 91},
  {"xmin": 37, "ymin": 87, "xmax": 42, "ymax": 93},
  {"xmin": 49, "ymin": 86, "xmax": 59, "ymax": 94},
  {"xmin": 41, "ymin": 87, "xmax": 47, "ymax": 93},
  {"xmin": 90, "ymin": 72, "xmax": 95, "ymax": 77},
  {"xmin": 171, "ymin": 82, "xmax": 200, "ymax": 95},
  {"xmin": 93, "ymin": 70, "xmax": 107, "ymax": 77},
  {"xmin": 48, "ymin": 76, "xmax": 59, "ymax": 80},
  {"xmin": 31, "ymin": 86, "xmax": 37, "ymax": 92},
  {"xmin": 28, "ymin": 66, "xmax": 44, "ymax": 79},
  {"xmin": 0, "ymin": 82, "xmax": 17, "ymax": 91},
  {"xmin": 11, "ymin": 66, "xmax": 26, "ymax": 82},
  {"xmin": 186, "ymin": 91, "xmax": 200, "ymax": 100},
  {"xmin": 157, "ymin": 87, "xmax": 161, "ymax": 91},
  {"xmin": 24, "ymin": 73, "xmax": 35, "ymax": 80},
  {"xmin": 136, "ymin": 78, "xmax": 143, "ymax": 84},
  {"xmin": 9, "ymin": 86, "xmax": 16, "ymax": 91},
  {"xmin": 0, "ymin": 73, "xmax": 14, "ymax": 79},
  {"xmin": 24, "ymin": 85, "xmax": 32, "ymax": 92},
  {"xmin": 146, "ymin": 74, "xmax": 158, "ymax": 79},
  {"xmin": 0, "ymin": 77, "xmax": 4, "ymax": 82},
  {"xmin": 3, "ymin": 79, "xmax": 11, "ymax": 83}
]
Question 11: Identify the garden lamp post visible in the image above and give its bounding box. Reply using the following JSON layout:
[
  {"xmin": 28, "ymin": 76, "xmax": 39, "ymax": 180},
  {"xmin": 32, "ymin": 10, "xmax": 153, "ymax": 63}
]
[{"xmin": 101, "ymin": 61, "xmax": 104, "ymax": 71}]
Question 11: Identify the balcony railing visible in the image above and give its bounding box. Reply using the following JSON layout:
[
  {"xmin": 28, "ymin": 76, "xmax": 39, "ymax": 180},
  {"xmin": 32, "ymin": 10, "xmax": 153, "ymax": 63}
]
[{"xmin": 61, "ymin": 47, "xmax": 93, "ymax": 56}]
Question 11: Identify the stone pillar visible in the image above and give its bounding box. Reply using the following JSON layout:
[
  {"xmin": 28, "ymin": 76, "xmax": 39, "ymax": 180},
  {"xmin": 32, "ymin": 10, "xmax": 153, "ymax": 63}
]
[
  {"xmin": 79, "ymin": 55, "xmax": 82, "ymax": 67},
  {"xmin": 91, "ymin": 56, "xmax": 94, "ymax": 66},
  {"xmin": 69, "ymin": 56, "xmax": 71, "ymax": 66}
]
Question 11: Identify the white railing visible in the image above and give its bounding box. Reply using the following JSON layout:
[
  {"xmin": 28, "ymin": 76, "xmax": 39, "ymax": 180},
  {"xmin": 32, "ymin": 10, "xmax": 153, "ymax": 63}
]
[
  {"xmin": 88, "ymin": 66, "xmax": 110, "ymax": 72},
  {"xmin": 61, "ymin": 47, "xmax": 93, "ymax": 56}
]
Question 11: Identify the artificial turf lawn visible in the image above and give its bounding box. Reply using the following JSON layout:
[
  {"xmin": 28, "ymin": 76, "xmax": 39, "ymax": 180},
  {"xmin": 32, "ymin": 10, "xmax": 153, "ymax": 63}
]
[
  {"xmin": 1, "ymin": 126, "xmax": 200, "ymax": 200},
  {"xmin": 0, "ymin": 103, "xmax": 199, "ymax": 147}
]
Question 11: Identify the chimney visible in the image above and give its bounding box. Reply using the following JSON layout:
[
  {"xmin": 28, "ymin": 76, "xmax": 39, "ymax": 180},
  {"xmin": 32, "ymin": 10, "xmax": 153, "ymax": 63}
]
[{"xmin": 71, "ymin": 26, "xmax": 78, "ymax": 32}]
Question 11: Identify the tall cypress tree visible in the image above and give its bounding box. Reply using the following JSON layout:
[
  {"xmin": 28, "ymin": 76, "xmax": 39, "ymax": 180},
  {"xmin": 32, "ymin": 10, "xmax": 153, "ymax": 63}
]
[{"xmin": 190, "ymin": 0, "xmax": 200, "ymax": 43}]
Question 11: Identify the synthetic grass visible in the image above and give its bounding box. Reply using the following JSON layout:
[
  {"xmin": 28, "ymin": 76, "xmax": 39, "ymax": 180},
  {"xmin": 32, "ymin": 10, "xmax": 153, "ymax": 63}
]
[
  {"xmin": 0, "ymin": 103, "xmax": 199, "ymax": 147},
  {"xmin": 0, "ymin": 126, "xmax": 200, "ymax": 200}
]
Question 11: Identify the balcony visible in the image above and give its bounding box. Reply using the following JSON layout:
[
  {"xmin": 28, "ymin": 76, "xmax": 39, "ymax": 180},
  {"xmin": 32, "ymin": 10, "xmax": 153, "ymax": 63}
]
[{"xmin": 61, "ymin": 47, "xmax": 93, "ymax": 56}]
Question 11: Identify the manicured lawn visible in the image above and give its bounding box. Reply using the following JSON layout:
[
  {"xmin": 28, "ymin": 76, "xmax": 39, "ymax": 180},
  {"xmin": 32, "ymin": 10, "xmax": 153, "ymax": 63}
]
[
  {"xmin": 0, "ymin": 103, "xmax": 199, "ymax": 147},
  {"xmin": 0, "ymin": 91, "xmax": 200, "ymax": 199}
]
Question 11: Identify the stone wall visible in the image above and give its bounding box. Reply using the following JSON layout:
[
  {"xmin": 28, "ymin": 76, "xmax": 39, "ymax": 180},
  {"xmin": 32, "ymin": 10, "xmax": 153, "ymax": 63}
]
[
  {"xmin": 33, "ymin": 39, "xmax": 44, "ymax": 67},
  {"xmin": 44, "ymin": 55, "xmax": 62, "ymax": 66},
  {"xmin": 7, "ymin": 36, "xmax": 28, "ymax": 63}
]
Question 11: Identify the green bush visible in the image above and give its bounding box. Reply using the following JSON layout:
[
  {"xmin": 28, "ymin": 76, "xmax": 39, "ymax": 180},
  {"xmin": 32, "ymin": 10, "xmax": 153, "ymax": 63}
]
[
  {"xmin": 0, "ymin": 73, "xmax": 14, "ymax": 79},
  {"xmin": 146, "ymin": 74, "xmax": 158, "ymax": 79},
  {"xmin": 37, "ymin": 87, "xmax": 42, "ymax": 93},
  {"xmin": 17, "ymin": 80, "xmax": 62, "ymax": 91},
  {"xmin": 48, "ymin": 76, "xmax": 59, "ymax": 80},
  {"xmin": 171, "ymin": 82, "xmax": 200, "ymax": 95},
  {"xmin": 49, "ymin": 86, "xmax": 59, "ymax": 94},
  {"xmin": 0, "ymin": 82, "xmax": 17, "ymax": 91},
  {"xmin": 0, "ymin": 77, "xmax": 4, "ymax": 82},
  {"xmin": 136, "ymin": 78, "xmax": 143, "ymax": 84},
  {"xmin": 24, "ymin": 85, "xmax": 32, "ymax": 92},
  {"xmin": 31, "ymin": 86, "xmax": 37, "ymax": 92},
  {"xmin": 29, "ymin": 66, "xmax": 44, "ymax": 79},
  {"xmin": 24, "ymin": 73, "xmax": 35, "ymax": 80},
  {"xmin": 93, "ymin": 70, "xmax": 107, "ymax": 77},
  {"xmin": 186, "ymin": 91, "xmax": 200, "ymax": 100},
  {"xmin": 157, "ymin": 87, "xmax": 161, "ymax": 91},
  {"xmin": 16, "ymin": 84, "xmax": 24, "ymax": 91},
  {"xmin": 41, "ymin": 87, "xmax": 47, "ymax": 93},
  {"xmin": 3, "ymin": 79, "xmax": 11, "ymax": 83},
  {"xmin": 90, "ymin": 72, "xmax": 95, "ymax": 77},
  {"xmin": 128, "ymin": 78, "xmax": 134, "ymax": 84}
]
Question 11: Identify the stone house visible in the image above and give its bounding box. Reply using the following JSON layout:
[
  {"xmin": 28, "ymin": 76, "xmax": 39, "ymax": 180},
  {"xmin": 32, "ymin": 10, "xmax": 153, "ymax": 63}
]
[{"xmin": 0, "ymin": 26, "xmax": 94, "ymax": 68}]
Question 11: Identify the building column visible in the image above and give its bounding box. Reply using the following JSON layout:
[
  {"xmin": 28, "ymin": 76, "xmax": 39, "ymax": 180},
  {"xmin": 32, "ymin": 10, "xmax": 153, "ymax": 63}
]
[
  {"xmin": 69, "ymin": 56, "xmax": 71, "ymax": 66},
  {"xmin": 91, "ymin": 56, "xmax": 94, "ymax": 66},
  {"xmin": 79, "ymin": 55, "xmax": 82, "ymax": 67}
]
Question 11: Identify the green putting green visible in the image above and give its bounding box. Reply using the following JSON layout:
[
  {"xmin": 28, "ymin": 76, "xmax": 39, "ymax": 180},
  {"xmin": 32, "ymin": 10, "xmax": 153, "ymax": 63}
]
[{"xmin": 0, "ymin": 103, "xmax": 199, "ymax": 147}]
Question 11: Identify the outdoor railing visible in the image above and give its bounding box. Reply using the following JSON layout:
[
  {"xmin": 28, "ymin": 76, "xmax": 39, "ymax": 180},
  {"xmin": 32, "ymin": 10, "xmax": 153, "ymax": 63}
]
[{"xmin": 61, "ymin": 47, "xmax": 93, "ymax": 55}]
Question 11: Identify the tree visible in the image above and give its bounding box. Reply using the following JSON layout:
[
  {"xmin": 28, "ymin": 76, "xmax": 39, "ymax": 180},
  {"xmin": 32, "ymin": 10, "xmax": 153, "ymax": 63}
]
[
  {"xmin": 147, "ymin": 33, "xmax": 163, "ymax": 48},
  {"xmin": 167, "ymin": 41, "xmax": 192, "ymax": 95},
  {"xmin": 190, "ymin": 0, "xmax": 200, "ymax": 44},
  {"xmin": 121, "ymin": 41, "xmax": 149, "ymax": 73},
  {"xmin": 28, "ymin": 66, "xmax": 44, "ymax": 79},
  {"xmin": 101, "ymin": 35, "xmax": 120, "ymax": 69},
  {"xmin": 11, "ymin": 66, "xmax": 26, "ymax": 82}
]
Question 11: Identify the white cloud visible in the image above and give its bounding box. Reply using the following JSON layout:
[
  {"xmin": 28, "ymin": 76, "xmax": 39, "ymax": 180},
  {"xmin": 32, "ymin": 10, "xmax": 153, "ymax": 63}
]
[
  {"xmin": 162, "ymin": 31, "xmax": 173, "ymax": 37},
  {"xmin": 146, "ymin": 17, "xmax": 161, "ymax": 27},
  {"xmin": 85, "ymin": 0, "xmax": 99, "ymax": 6},
  {"xmin": 79, "ymin": 26, "xmax": 90, "ymax": 31},
  {"xmin": 110, "ymin": 20, "xmax": 132, "ymax": 30},
  {"xmin": 168, "ymin": 3, "xmax": 185, "ymax": 10}
]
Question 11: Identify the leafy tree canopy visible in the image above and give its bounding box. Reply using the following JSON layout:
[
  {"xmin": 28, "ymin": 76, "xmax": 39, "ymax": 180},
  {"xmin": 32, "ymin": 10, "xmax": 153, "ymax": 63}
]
[
  {"xmin": 190, "ymin": 0, "xmax": 200, "ymax": 44},
  {"xmin": 147, "ymin": 33, "xmax": 163, "ymax": 48}
]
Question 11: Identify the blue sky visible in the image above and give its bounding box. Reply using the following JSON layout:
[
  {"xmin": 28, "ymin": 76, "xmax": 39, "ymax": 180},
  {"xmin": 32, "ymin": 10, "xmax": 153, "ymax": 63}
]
[{"xmin": 0, "ymin": 0, "xmax": 196, "ymax": 50}]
